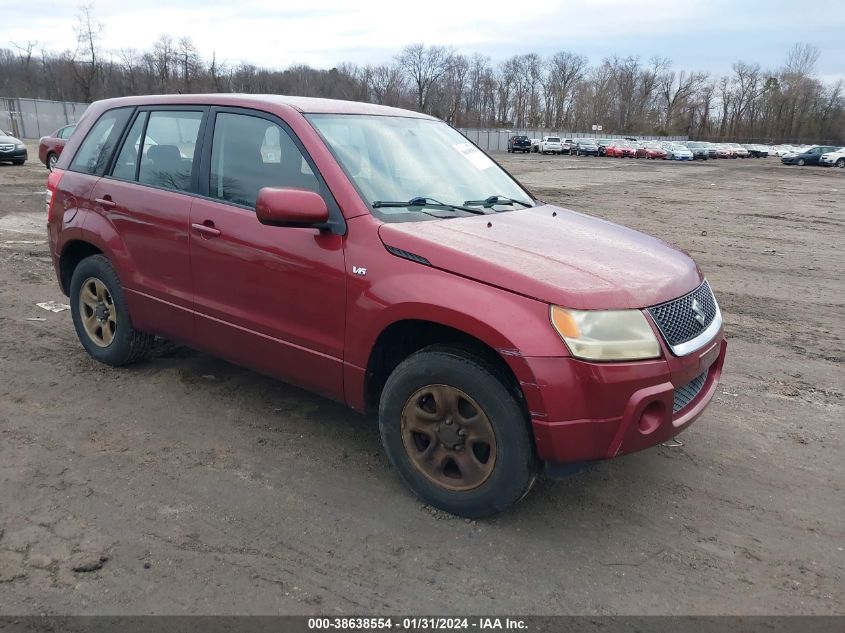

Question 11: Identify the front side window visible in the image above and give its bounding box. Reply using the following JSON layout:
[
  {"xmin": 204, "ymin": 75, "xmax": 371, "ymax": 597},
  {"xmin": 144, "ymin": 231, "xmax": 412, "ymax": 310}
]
[
  {"xmin": 209, "ymin": 112, "xmax": 319, "ymax": 209},
  {"xmin": 69, "ymin": 108, "xmax": 132, "ymax": 175},
  {"xmin": 308, "ymin": 114, "xmax": 533, "ymax": 222}
]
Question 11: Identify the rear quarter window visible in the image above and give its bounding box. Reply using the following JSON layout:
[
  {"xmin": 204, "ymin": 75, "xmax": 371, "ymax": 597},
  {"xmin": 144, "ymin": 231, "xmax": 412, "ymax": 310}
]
[{"xmin": 69, "ymin": 108, "xmax": 132, "ymax": 175}]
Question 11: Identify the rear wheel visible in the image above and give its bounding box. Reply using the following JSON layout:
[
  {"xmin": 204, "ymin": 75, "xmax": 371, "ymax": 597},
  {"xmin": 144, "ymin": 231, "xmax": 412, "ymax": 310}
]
[
  {"xmin": 379, "ymin": 346, "xmax": 537, "ymax": 518},
  {"xmin": 70, "ymin": 255, "xmax": 154, "ymax": 366}
]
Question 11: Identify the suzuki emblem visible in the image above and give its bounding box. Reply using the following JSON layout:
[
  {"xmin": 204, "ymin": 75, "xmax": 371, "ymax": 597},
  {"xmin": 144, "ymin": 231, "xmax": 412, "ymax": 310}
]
[{"xmin": 691, "ymin": 298, "xmax": 706, "ymax": 326}]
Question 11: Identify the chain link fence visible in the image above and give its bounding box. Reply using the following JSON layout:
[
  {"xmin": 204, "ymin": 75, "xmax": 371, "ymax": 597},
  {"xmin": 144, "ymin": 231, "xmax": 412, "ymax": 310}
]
[
  {"xmin": 1, "ymin": 96, "xmax": 695, "ymax": 150},
  {"xmin": 458, "ymin": 128, "xmax": 688, "ymax": 152},
  {"xmin": 0, "ymin": 97, "xmax": 89, "ymax": 139}
]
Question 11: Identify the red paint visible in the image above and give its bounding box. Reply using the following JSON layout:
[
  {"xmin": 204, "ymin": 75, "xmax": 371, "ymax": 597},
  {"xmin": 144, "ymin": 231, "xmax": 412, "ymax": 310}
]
[
  {"xmin": 48, "ymin": 94, "xmax": 726, "ymax": 467},
  {"xmin": 38, "ymin": 125, "xmax": 75, "ymax": 167}
]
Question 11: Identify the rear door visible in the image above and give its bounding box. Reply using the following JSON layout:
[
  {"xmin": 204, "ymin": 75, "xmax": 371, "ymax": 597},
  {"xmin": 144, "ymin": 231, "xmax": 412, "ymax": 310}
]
[
  {"xmin": 91, "ymin": 106, "xmax": 207, "ymax": 342},
  {"xmin": 188, "ymin": 107, "xmax": 347, "ymax": 401}
]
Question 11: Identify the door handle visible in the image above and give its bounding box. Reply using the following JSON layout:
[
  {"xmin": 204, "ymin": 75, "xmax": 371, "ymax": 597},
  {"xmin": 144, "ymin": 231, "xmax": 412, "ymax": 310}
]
[
  {"xmin": 95, "ymin": 196, "xmax": 116, "ymax": 208},
  {"xmin": 191, "ymin": 222, "xmax": 221, "ymax": 238}
]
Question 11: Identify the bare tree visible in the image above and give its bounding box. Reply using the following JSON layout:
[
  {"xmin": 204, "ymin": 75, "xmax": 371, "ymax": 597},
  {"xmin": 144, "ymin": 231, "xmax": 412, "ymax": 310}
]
[{"xmin": 396, "ymin": 43, "xmax": 455, "ymax": 112}]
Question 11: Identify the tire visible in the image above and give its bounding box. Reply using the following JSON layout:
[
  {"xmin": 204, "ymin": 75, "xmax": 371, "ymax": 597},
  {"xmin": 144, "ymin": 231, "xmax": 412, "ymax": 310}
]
[
  {"xmin": 47, "ymin": 153, "xmax": 58, "ymax": 171},
  {"xmin": 379, "ymin": 346, "xmax": 537, "ymax": 518},
  {"xmin": 837, "ymin": 158, "xmax": 845, "ymax": 168},
  {"xmin": 12, "ymin": 159, "xmax": 25, "ymax": 165},
  {"xmin": 797, "ymin": 158, "xmax": 805, "ymax": 166},
  {"xmin": 69, "ymin": 254, "xmax": 154, "ymax": 366}
]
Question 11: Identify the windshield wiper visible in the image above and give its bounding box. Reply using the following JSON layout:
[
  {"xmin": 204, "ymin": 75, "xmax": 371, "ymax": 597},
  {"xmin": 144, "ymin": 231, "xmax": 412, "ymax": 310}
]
[
  {"xmin": 372, "ymin": 196, "xmax": 486, "ymax": 215},
  {"xmin": 463, "ymin": 195, "xmax": 532, "ymax": 209}
]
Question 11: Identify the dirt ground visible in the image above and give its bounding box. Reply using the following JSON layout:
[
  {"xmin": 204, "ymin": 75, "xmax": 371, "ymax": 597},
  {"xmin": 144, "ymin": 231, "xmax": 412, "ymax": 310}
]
[{"xmin": 0, "ymin": 144, "xmax": 842, "ymax": 615}]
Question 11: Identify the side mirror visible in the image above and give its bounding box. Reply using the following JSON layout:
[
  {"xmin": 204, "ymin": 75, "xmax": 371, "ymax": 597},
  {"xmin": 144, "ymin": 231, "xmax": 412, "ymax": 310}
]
[{"xmin": 256, "ymin": 188, "xmax": 329, "ymax": 228}]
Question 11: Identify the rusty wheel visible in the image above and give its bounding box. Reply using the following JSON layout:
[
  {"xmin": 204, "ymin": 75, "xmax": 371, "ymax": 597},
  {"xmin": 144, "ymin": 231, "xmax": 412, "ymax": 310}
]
[
  {"xmin": 79, "ymin": 277, "xmax": 117, "ymax": 347},
  {"xmin": 401, "ymin": 384, "xmax": 497, "ymax": 491},
  {"xmin": 379, "ymin": 346, "xmax": 537, "ymax": 517}
]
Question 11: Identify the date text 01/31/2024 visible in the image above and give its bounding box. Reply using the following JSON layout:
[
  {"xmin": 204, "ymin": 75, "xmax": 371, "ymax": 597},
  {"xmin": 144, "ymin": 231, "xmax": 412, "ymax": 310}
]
[{"xmin": 307, "ymin": 617, "xmax": 528, "ymax": 630}]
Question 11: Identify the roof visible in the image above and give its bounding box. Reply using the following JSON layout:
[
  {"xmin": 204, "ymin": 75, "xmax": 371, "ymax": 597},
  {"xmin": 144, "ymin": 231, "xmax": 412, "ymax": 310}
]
[{"xmin": 88, "ymin": 93, "xmax": 435, "ymax": 119}]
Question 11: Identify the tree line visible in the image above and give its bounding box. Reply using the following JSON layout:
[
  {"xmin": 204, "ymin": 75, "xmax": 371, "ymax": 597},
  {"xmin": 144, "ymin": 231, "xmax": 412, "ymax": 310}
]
[{"xmin": 2, "ymin": 6, "xmax": 842, "ymax": 143}]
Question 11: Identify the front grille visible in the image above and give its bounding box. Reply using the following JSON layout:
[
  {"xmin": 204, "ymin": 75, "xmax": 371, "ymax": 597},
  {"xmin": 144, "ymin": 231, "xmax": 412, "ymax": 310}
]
[
  {"xmin": 648, "ymin": 280, "xmax": 717, "ymax": 347},
  {"xmin": 0, "ymin": 144, "xmax": 15, "ymax": 152},
  {"xmin": 673, "ymin": 372, "xmax": 707, "ymax": 413}
]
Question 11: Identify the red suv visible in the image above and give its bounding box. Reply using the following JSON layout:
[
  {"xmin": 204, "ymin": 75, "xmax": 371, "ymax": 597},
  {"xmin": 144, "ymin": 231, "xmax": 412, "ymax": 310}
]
[{"xmin": 47, "ymin": 95, "xmax": 726, "ymax": 517}]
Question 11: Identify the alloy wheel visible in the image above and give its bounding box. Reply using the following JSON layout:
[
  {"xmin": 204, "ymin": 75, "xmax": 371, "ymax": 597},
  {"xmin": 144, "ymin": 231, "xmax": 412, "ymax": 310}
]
[{"xmin": 79, "ymin": 277, "xmax": 117, "ymax": 347}]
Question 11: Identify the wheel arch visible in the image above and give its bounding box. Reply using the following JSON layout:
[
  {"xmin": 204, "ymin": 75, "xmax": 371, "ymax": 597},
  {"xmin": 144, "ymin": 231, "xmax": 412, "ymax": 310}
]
[
  {"xmin": 362, "ymin": 317, "xmax": 533, "ymax": 417},
  {"xmin": 58, "ymin": 239, "xmax": 103, "ymax": 295}
]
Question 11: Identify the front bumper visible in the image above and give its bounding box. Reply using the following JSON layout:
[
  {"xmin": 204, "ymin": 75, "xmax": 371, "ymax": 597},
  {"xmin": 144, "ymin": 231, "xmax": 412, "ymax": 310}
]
[
  {"xmin": 0, "ymin": 147, "xmax": 27, "ymax": 161},
  {"xmin": 526, "ymin": 332, "xmax": 726, "ymax": 463}
]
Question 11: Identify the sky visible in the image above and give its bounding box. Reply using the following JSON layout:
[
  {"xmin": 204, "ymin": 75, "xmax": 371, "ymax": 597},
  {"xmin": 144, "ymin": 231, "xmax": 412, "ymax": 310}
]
[{"xmin": 4, "ymin": 0, "xmax": 845, "ymax": 82}]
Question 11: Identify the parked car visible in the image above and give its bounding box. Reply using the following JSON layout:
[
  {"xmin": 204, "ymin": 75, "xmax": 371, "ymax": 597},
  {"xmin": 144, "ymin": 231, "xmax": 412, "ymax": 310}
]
[
  {"xmin": 0, "ymin": 128, "xmax": 28, "ymax": 165},
  {"xmin": 563, "ymin": 138, "xmax": 575, "ymax": 154},
  {"xmin": 605, "ymin": 141, "xmax": 636, "ymax": 158},
  {"xmin": 507, "ymin": 135, "xmax": 532, "ymax": 153},
  {"xmin": 47, "ymin": 94, "xmax": 726, "ymax": 517},
  {"xmin": 712, "ymin": 144, "xmax": 733, "ymax": 159},
  {"xmin": 742, "ymin": 144, "xmax": 768, "ymax": 158},
  {"xmin": 819, "ymin": 147, "xmax": 845, "ymax": 168},
  {"xmin": 538, "ymin": 136, "xmax": 564, "ymax": 155},
  {"xmin": 38, "ymin": 124, "xmax": 76, "ymax": 171},
  {"xmin": 665, "ymin": 143, "xmax": 694, "ymax": 161},
  {"xmin": 596, "ymin": 139, "xmax": 615, "ymax": 156},
  {"xmin": 781, "ymin": 145, "xmax": 840, "ymax": 166},
  {"xmin": 572, "ymin": 138, "xmax": 599, "ymax": 156},
  {"xmin": 684, "ymin": 141, "xmax": 710, "ymax": 160},
  {"xmin": 725, "ymin": 143, "xmax": 749, "ymax": 158},
  {"xmin": 530, "ymin": 138, "xmax": 541, "ymax": 152},
  {"xmin": 635, "ymin": 141, "xmax": 667, "ymax": 159}
]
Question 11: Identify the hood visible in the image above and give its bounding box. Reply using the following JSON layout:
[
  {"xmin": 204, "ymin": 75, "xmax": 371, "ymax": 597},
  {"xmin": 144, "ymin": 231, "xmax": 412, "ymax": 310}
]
[
  {"xmin": 378, "ymin": 205, "xmax": 702, "ymax": 310},
  {"xmin": 0, "ymin": 135, "xmax": 21, "ymax": 144}
]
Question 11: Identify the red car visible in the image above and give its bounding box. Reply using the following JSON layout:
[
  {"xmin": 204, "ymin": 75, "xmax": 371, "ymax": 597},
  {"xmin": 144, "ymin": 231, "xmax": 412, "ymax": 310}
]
[
  {"xmin": 47, "ymin": 95, "xmax": 726, "ymax": 517},
  {"xmin": 605, "ymin": 141, "xmax": 636, "ymax": 158},
  {"xmin": 635, "ymin": 142, "xmax": 667, "ymax": 159},
  {"xmin": 38, "ymin": 124, "xmax": 76, "ymax": 171}
]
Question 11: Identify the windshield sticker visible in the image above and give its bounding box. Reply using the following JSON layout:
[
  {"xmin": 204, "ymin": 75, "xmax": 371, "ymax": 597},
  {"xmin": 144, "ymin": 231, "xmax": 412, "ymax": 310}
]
[{"xmin": 453, "ymin": 142, "xmax": 494, "ymax": 171}]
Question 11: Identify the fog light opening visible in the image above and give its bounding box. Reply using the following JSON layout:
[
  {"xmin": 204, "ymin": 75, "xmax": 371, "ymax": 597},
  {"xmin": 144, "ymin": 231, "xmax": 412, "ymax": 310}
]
[{"xmin": 638, "ymin": 401, "xmax": 665, "ymax": 435}]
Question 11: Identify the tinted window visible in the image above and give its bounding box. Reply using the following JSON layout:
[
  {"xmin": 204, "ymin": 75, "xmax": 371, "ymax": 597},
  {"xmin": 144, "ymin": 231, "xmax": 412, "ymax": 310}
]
[
  {"xmin": 69, "ymin": 108, "xmax": 132, "ymax": 175},
  {"xmin": 58, "ymin": 125, "xmax": 75, "ymax": 139},
  {"xmin": 209, "ymin": 112, "xmax": 318, "ymax": 209},
  {"xmin": 136, "ymin": 111, "xmax": 203, "ymax": 192}
]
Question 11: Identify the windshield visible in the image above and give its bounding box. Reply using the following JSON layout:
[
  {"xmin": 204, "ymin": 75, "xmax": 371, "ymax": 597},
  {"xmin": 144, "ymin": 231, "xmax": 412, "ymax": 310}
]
[{"xmin": 307, "ymin": 114, "xmax": 533, "ymax": 221}]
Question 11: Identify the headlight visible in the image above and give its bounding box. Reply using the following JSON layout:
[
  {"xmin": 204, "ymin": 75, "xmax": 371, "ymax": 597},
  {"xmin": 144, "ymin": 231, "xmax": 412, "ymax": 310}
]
[
  {"xmin": 550, "ymin": 306, "xmax": 661, "ymax": 361},
  {"xmin": 15, "ymin": 143, "xmax": 25, "ymax": 149}
]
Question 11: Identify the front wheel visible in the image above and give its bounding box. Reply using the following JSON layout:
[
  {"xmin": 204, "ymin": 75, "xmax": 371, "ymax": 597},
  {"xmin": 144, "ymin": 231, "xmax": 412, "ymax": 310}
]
[
  {"xmin": 70, "ymin": 255, "xmax": 154, "ymax": 366},
  {"xmin": 837, "ymin": 158, "xmax": 845, "ymax": 168},
  {"xmin": 379, "ymin": 347, "xmax": 537, "ymax": 518},
  {"xmin": 797, "ymin": 158, "xmax": 805, "ymax": 166},
  {"xmin": 47, "ymin": 153, "xmax": 58, "ymax": 171}
]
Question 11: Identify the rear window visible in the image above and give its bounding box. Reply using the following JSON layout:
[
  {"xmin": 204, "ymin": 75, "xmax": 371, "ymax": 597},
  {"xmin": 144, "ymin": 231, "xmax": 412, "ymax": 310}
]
[
  {"xmin": 69, "ymin": 108, "xmax": 132, "ymax": 175},
  {"xmin": 547, "ymin": 137, "xmax": 560, "ymax": 142}
]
